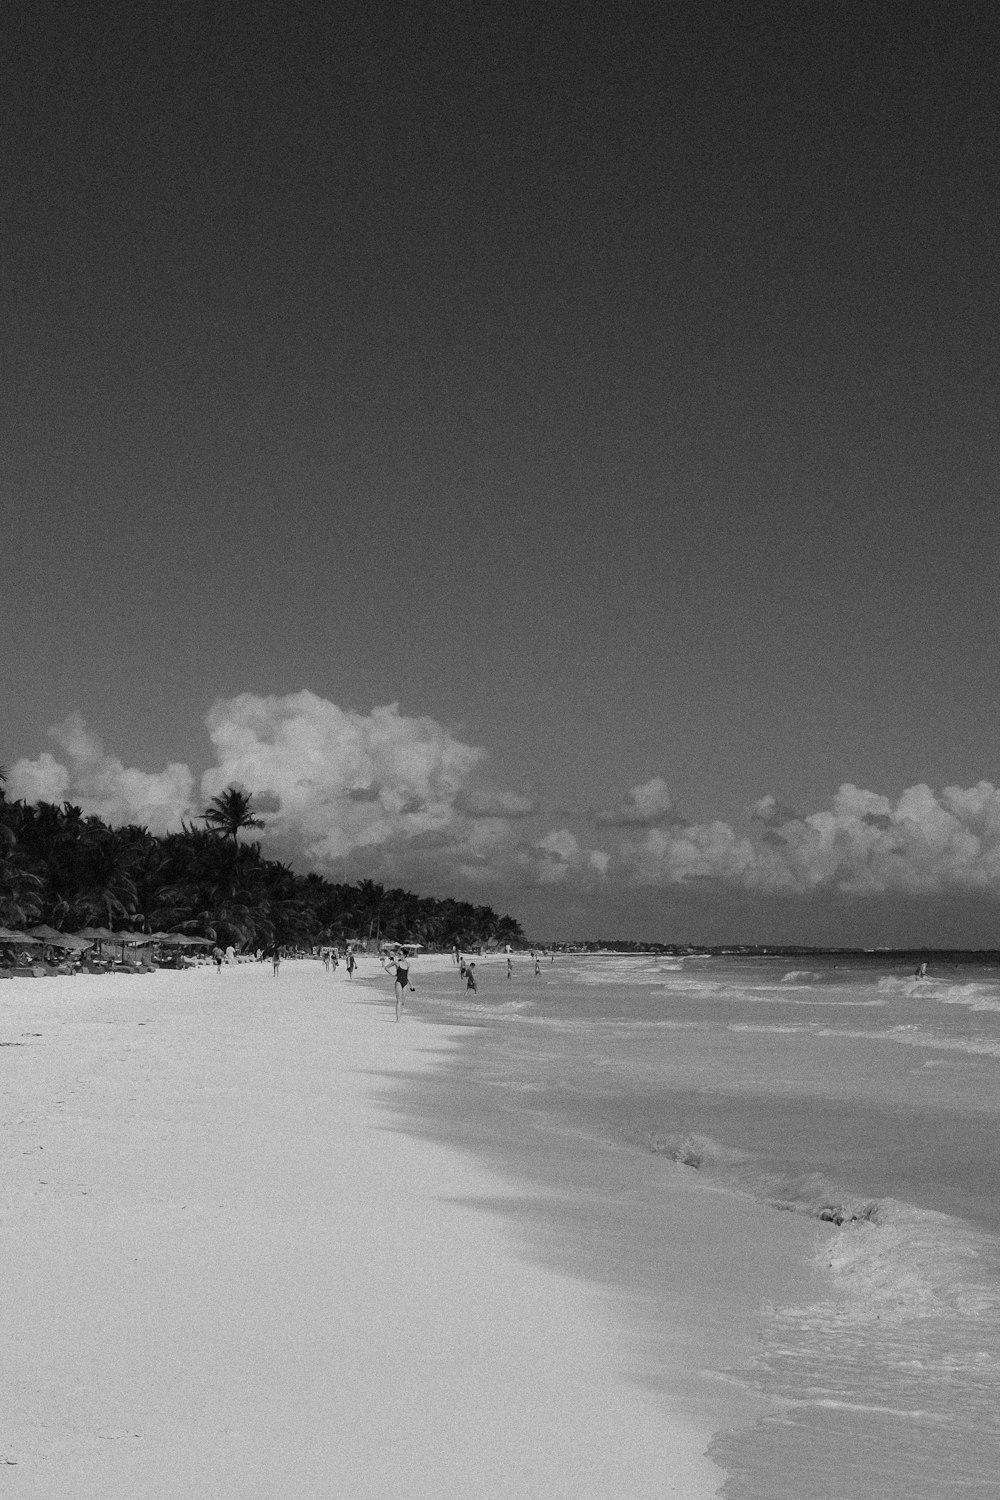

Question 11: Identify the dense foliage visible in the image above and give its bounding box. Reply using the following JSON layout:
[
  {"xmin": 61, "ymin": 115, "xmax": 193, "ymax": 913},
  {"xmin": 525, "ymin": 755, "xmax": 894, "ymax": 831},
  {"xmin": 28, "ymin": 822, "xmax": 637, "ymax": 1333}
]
[{"xmin": 0, "ymin": 786, "xmax": 524, "ymax": 951}]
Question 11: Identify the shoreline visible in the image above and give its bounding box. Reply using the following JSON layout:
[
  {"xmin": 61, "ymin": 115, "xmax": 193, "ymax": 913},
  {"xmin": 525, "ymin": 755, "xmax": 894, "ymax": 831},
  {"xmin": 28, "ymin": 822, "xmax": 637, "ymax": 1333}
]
[
  {"xmin": 370, "ymin": 955, "xmax": 836, "ymax": 1439},
  {"xmin": 0, "ymin": 957, "xmax": 733, "ymax": 1496},
  {"xmin": 402, "ymin": 951, "xmax": 1000, "ymax": 1497}
]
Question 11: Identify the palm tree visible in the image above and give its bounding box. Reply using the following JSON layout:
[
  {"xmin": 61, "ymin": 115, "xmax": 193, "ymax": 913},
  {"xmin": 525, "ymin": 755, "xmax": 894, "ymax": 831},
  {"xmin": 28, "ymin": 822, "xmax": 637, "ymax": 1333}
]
[
  {"xmin": 202, "ymin": 787, "xmax": 264, "ymax": 842},
  {"xmin": 73, "ymin": 827, "xmax": 141, "ymax": 929},
  {"xmin": 353, "ymin": 879, "xmax": 388, "ymax": 945}
]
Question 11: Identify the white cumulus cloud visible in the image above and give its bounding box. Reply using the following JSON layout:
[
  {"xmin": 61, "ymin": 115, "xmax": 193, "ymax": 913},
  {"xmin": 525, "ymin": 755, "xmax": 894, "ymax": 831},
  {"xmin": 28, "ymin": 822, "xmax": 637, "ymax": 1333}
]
[
  {"xmin": 6, "ymin": 714, "xmax": 195, "ymax": 834},
  {"xmin": 200, "ymin": 690, "xmax": 488, "ymax": 864},
  {"xmin": 515, "ymin": 829, "xmax": 611, "ymax": 886},
  {"xmin": 5, "ymin": 694, "xmax": 544, "ymax": 884},
  {"xmin": 619, "ymin": 780, "xmax": 1000, "ymax": 898},
  {"xmin": 11, "ymin": 703, "xmax": 1000, "ymax": 909},
  {"xmin": 592, "ymin": 776, "xmax": 676, "ymax": 827}
]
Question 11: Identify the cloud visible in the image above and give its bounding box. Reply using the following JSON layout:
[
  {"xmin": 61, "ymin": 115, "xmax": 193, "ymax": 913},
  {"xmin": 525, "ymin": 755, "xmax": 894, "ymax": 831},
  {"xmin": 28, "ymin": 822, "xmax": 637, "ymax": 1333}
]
[
  {"xmin": 619, "ymin": 780, "xmax": 1000, "ymax": 899},
  {"xmin": 749, "ymin": 794, "xmax": 804, "ymax": 825},
  {"xmin": 200, "ymin": 690, "xmax": 490, "ymax": 866},
  {"xmin": 6, "ymin": 714, "xmax": 195, "ymax": 834},
  {"xmin": 515, "ymin": 829, "xmax": 610, "ymax": 886},
  {"xmin": 5, "ymin": 694, "xmax": 548, "ymax": 885},
  {"xmin": 592, "ymin": 776, "xmax": 676, "ymax": 827},
  {"xmin": 455, "ymin": 787, "xmax": 539, "ymax": 818},
  {"xmin": 10, "ymin": 698, "xmax": 1000, "ymax": 912}
]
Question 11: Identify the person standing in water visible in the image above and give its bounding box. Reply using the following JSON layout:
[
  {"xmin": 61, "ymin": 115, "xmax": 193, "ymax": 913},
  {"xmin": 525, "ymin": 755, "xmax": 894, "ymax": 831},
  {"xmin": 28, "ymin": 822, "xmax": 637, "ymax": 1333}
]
[
  {"xmin": 507, "ymin": 956, "xmax": 513, "ymax": 979},
  {"xmin": 534, "ymin": 955, "xmax": 541, "ymax": 976}
]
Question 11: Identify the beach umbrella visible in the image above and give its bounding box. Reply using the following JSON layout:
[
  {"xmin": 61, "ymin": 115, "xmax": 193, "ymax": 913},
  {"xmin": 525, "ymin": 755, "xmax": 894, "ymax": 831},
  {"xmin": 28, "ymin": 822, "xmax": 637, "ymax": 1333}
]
[
  {"xmin": 0, "ymin": 927, "xmax": 43, "ymax": 944},
  {"xmin": 29, "ymin": 925, "xmax": 94, "ymax": 951},
  {"xmin": 52, "ymin": 931, "xmax": 96, "ymax": 952},
  {"xmin": 157, "ymin": 933, "xmax": 213, "ymax": 947}
]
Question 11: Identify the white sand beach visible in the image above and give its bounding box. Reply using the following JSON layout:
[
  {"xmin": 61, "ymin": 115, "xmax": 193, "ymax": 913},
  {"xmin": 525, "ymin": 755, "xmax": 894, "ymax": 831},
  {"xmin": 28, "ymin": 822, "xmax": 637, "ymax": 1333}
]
[{"xmin": 0, "ymin": 957, "xmax": 726, "ymax": 1498}]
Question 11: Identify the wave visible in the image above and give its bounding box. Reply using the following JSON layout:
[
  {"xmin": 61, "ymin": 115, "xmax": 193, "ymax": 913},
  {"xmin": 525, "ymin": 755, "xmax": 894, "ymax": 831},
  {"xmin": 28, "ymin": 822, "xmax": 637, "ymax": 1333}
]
[
  {"xmin": 877, "ymin": 975, "xmax": 928, "ymax": 997},
  {"xmin": 614, "ymin": 1125, "xmax": 752, "ymax": 1172},
  {"xmin": 877, "ymin": 974, "xmax": 1000, "ymax": 1008},
  {"xmin": 616, "ymin": 1121, "xmax": 886, "ymax": 1231},
  {"xmin": 818, "ymin": 1198, "xmax": 1000, "ymax": 1325},
  {"xmin": 923, "ymin": 982, "xmax": 1000, "ymax": 1014},
  {"xmin": 724, "ymin": 1018, "xmax": 1000, "ymax": 1060},
  {"xmin": 557, "ymin": 959, "xmax": 685, "ymax": 985},
  {"xmin": 711, "ymin": 1197, "xmax": 1000, "ymax": 1493}
]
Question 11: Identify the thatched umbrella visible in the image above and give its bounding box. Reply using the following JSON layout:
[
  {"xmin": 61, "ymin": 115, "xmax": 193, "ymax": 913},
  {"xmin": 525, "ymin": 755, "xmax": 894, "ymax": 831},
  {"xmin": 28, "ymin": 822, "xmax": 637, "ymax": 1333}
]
[
  {"xmin": 0, "ymin": 927, "xmax": 43, "ymax": 945},
  {"xmin": 29, "ymin": 925, "xmax": 95, "ymax": 952}
]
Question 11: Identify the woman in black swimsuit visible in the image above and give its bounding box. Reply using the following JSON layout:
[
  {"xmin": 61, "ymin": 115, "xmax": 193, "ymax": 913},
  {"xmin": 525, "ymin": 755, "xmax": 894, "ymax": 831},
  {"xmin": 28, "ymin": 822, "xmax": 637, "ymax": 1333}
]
[{"xmin": 383, "ymin": 948, "xmax": 412, "ymax": 1022}]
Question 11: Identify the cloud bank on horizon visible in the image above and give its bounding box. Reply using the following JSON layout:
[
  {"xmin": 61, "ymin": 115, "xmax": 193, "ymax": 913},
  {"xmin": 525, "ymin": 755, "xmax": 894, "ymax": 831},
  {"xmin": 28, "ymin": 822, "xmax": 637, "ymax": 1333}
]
[{"xmin": 8, "ymin": 691, "xmax": 1000, "ymax": 906}]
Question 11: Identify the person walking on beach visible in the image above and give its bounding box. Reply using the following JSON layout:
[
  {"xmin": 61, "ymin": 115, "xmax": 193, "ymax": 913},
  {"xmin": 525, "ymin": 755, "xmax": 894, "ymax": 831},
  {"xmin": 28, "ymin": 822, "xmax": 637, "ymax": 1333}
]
[
  {"xmin": 271, "ymin": 945, "xmax": 280, "ymax": 976},
  {"xmin": 213, "ymin": 945, "xmax": 223, "ymax": 975},
  {"xmin": 507, "ymin": 956, "xmax": 513, "ymax": 979},
  {"xmin": 534, "ymin": 955, "xmax": 541, "ymax": 976},
  {"xmin": 382, "ymin": 948, "xmax": 413, "ymax": 1022},
  {"xmin": 323, "ymin": 949, "xmax": 331, "ymax": 973},
  {"xmin": 465, "ymin": 961, "xmax": 477, "ymax": 993},
  {"xmin": 225, "ymin": 944, "xmax": 236, "ymax": 966},
  {"xmin": 346, "ymin": 950, "xmax": 356, "ymax": 978}
]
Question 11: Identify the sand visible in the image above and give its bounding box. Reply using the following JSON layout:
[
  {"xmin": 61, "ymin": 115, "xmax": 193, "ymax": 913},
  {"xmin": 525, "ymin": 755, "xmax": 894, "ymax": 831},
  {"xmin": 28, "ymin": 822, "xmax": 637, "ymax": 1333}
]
[{"xmin": 0, "ymin": 957, "xmax": 724, "ymax": 1497}]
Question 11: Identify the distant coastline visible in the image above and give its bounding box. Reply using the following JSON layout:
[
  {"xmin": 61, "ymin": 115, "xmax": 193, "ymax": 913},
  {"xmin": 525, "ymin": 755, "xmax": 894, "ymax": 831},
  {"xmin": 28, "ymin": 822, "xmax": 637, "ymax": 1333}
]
[{"xmin": 543, "ymin": 940, "xmax": 1000, "ymax": 963}]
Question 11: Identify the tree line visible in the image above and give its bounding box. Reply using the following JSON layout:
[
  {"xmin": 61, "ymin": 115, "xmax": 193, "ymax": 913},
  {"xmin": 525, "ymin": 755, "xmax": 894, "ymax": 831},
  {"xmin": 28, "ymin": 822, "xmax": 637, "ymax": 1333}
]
[{"xmin": 0, "ymin": 783, "xmax": 525, "ymax": 951}]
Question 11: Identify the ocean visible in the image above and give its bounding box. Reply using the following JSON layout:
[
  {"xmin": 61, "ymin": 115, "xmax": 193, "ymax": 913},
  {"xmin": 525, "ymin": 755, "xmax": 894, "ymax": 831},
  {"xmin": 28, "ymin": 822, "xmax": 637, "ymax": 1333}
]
[{"xmin": 389, "ymin": 952, "xmax": 1000, "ymax": 1498}]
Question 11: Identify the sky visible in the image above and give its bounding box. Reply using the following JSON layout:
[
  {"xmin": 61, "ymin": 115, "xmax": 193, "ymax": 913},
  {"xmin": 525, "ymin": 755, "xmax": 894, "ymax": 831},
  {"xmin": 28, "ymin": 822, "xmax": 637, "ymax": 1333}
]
[{"xmin": 4, "ymin": 1, "xmax": 1000, "ymax": 945}]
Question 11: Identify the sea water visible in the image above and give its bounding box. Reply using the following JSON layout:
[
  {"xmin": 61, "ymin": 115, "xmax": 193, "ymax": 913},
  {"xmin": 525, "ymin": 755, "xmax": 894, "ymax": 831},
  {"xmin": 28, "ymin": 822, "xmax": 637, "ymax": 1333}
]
[{"xmin": 397, "ymin": 953, "xmax": 1000, "ymax": 1498}]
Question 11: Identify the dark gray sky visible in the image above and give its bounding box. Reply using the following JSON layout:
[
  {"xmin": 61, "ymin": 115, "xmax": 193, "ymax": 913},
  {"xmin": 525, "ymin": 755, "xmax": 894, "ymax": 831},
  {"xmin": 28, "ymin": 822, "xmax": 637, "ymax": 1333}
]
[{"xmin": 4, "ymin": 2, "xmax": 1000, "ymax": 942}]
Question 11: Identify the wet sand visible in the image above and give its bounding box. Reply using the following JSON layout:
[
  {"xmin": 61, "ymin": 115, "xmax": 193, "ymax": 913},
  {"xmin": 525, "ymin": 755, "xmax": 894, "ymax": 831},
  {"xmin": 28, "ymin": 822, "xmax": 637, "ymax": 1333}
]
[
  {"xmin": 372, "ymin": 957, "xmax": 836, "ymax": 1451},
  {"xmin": 0, "ymin": 957, "xmax": 737, "ymax": 1497},
  {"xmin": 401, "ymin": 952, "xmax": 1000, "ymax": 1499}
]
